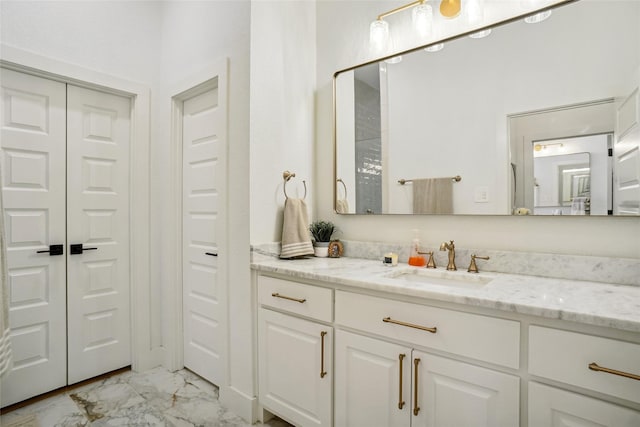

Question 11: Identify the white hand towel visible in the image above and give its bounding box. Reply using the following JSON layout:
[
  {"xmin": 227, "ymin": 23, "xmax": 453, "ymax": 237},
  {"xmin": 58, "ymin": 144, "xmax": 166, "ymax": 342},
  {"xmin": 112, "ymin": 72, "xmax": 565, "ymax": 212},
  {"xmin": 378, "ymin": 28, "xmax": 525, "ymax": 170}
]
[
  {"xmin": 280, "ymin": 198, "xmax": 314, "ymax": 259},
  {"xmin": 336, "ymin": 199, "xmax": 349, "ymax": 214},
  {"xmin": 0, "ymin": 172, "xmax": 12, "ymax": 377}
]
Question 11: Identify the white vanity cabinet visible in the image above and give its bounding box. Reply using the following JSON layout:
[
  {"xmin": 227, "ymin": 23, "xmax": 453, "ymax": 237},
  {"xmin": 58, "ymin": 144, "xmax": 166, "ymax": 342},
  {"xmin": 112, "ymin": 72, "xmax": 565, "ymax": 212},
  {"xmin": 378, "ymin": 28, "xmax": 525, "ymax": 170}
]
[
  {"xmin": 334, "ymin": 291, "xmax": 520, "ymax": 427},
  {"xmin": 257, "ymin": 276, "xmax": 333, "ymax": 427},
  {"xmin": 528, "ymin": 326, "xmax": 640, "ymax": 426}
]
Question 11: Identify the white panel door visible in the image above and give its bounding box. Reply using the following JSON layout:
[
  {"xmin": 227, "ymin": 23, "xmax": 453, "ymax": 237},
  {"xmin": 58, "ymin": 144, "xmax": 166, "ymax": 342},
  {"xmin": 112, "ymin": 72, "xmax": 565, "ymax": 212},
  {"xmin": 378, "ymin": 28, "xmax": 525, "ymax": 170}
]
[
  {"xmin": 413, "ymin": 351, "xmax": 520, "ymax": 427},
  {"xmin": 66, "ymin": 85, "xmax": 131, "ymax": 384},
  {"xmin": 182, "ymin": 84, "xmax": 226, "ymax": 385},
  {"xmin": 0, "ymin": 68, "xmax": 67, "ymax": 406},
  {"xmin": 335, "ymin": 330, "xmax": 411, "ymax": 427},
  {"xmin": 614, "ymin": 88, "xmax": 640, "ymax": 215}
]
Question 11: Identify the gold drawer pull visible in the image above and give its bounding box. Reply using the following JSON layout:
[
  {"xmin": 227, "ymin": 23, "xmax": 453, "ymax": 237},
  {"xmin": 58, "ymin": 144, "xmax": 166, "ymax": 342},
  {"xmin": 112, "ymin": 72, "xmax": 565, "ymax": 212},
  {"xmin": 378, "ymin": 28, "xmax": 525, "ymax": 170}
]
[
  {"xmin": 589, "ymin": 362, "xmax": 640, "ymax": 381},
  {"xmin": 271, "ymin": 292, "xmax": 306, "ymax": 304},
  {"xmin": 413, "ymin": 358, "xmax": 421, "ymax": 416},
  {"xmin": 320, "ymin": 331, "xmax": 328, "ymax": 378},
  {"xmin": 383, "ymin": 317, "xmax": 437, "ymax": 334},
  {"xmin": 398, "ymin": 354, "xmax": 406, "ymax": 409}
]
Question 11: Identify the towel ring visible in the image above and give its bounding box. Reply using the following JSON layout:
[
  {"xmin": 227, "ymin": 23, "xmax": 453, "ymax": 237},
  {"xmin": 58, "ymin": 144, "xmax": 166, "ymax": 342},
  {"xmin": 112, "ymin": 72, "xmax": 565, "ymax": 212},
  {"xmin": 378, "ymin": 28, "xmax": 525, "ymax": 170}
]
[
  {"xmin": 283, "ymin": 170, "xmax": 307, "ymax": 200},
  {"xmin": 337, "ymin": 178, "xmax": 347, "ymax": 199}
]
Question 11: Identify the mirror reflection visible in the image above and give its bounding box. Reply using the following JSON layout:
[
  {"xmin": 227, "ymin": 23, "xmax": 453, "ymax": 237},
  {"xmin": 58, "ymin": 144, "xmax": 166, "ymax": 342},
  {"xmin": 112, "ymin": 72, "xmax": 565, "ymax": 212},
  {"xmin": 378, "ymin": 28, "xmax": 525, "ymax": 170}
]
[{"xmin": 334, "ymin": 0, "xmax": 640, "ymax": 216}]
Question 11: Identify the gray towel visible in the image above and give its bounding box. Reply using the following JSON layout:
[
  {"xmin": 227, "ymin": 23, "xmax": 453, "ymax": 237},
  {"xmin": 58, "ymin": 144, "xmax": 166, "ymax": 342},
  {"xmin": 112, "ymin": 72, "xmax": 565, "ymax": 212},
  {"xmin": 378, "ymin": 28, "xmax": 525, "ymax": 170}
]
[
  {"xmin": 412, "ymin": 178, "xmax": 453, "ymax": 214},
  {"xmin": 280, "ymin": 198, "xmax": 314, "ymax": 259}
]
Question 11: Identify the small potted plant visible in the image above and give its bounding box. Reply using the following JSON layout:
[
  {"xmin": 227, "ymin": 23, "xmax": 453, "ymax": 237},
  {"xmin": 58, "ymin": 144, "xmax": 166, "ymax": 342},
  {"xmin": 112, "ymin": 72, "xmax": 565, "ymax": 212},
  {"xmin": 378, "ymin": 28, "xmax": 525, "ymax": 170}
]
[{"xmin": 309, "ymin": 220, "xmax": 335, "ymax": 257}]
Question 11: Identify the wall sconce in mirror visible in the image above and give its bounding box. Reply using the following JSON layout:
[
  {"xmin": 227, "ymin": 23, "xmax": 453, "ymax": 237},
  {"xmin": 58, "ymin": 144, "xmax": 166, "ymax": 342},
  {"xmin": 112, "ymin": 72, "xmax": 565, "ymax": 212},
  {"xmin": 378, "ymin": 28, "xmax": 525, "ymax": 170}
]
[{"xmin": 369, "ymin": 0, "xmax": 471, "ymax": 56}]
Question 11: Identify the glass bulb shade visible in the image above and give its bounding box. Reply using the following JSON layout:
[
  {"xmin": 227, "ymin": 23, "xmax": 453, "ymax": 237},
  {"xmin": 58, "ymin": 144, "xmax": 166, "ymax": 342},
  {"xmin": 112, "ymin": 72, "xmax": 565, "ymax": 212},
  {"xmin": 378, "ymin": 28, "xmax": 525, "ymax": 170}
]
[
  {"xmin": 524, "ymin": 10, "xmax": 552, "ymax": 23},
  {"xmin": 412, "ymin": 4, "xmax": 433, "ymax": 38},
  {"xmin": 467, "ymin": 0, "xmax": 485, "ymax": 24},
  {"xmin": 370, "ymin": 20, "xmax": 390, "ymax": 54},
  {"xmin": 424, "ymin": 43, "xmax": 444, "ymax": 52},
  {"xmin": 385, "ymin": 55, "xmax": 403, "ymax": 64},
  {"xmin": 469, "ymin": 28, "xmax": 492, "ymax": 39}
]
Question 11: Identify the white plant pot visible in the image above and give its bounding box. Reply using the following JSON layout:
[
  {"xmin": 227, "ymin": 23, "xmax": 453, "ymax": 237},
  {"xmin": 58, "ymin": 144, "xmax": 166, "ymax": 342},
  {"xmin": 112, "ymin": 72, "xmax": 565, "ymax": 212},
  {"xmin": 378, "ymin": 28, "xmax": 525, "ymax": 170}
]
[{"xmin": 313, "ymin": 242, "xmax": 329, "ymax": 257}]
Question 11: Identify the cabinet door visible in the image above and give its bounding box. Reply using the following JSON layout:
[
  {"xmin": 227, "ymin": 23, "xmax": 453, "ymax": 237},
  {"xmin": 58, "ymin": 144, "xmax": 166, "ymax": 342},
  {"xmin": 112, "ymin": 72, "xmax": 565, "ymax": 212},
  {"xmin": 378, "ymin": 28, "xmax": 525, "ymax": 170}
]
[
  {"xmin": 335, "ymin": 330, "xmax": 411, "ymax": 427},
  {"xmin": 412, "ymin": 351, "xmax": 519, "ymax": 427},
  {"xmin": 258, "ymin": 309, "xmax": 332, "ymax": 427},
  {"xmin": 529, "ymin": 382, "xmax": 640, "ymax": 427}
]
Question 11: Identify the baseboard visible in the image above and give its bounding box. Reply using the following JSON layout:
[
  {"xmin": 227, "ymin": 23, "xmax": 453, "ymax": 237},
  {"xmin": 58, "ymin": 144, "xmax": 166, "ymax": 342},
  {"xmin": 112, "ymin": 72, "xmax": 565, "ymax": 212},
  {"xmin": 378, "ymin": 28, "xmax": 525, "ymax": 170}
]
[{"xmin": 219, "ymin": 385, "xmax": 257, "ymax": 423}]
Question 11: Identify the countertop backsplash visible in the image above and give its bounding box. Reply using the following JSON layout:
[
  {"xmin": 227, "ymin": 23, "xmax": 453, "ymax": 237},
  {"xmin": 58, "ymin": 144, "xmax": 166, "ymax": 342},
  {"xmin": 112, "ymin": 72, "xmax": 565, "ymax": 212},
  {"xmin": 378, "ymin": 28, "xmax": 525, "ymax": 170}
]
[{"xmin": 251, "ymin": 240, "xmax": 640, "ymax": 287}]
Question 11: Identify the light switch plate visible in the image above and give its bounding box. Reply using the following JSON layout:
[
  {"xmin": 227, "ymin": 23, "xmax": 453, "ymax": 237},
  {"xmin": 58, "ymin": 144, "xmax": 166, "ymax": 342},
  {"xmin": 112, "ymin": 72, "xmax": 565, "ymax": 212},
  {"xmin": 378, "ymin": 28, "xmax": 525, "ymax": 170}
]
[{"xmin": 475, "ymin": 186, "xmax": 489, "ymax": 203}]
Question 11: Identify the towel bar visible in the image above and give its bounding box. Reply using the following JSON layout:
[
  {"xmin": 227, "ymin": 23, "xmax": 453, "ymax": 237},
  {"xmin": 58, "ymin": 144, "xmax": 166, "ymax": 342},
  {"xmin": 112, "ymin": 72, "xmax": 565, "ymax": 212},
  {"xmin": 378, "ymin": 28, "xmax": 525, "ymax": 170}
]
[
  {"xmin": 283, "ymin": 170, "xmax": 307, "ymax": 199},
  {"xmin": 398, "ymin": 175, "xmax": 462, "ymax": 185}
]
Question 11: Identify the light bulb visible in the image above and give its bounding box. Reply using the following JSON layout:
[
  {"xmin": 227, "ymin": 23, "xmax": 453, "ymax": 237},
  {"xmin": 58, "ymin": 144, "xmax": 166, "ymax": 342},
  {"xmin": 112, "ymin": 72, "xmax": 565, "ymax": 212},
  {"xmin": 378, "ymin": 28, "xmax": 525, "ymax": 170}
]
[
  {"xmin": 412, "ymin": 4, "xmax": 433, "ymax": 38},
  {"xmin": 370, "ymin": 20, "xmax": 390, "ymax": 55},
  {"xmin": 469, "ymin": 29, "xmax": 492, "ymax": 39},
  {"xmin": 524, "ymin": 10, "xmax": 552, "ymax": 24},
  {"xmin": 424, "ymin": 43, "xmax": 444, "ymax": 52},
  {"xmin": 385, "ymin": 55, "xmax": 403, "ymax": 64},
  {"xmin": 467, "ymin": 0, "xmax": 485, "ymax": 24}
]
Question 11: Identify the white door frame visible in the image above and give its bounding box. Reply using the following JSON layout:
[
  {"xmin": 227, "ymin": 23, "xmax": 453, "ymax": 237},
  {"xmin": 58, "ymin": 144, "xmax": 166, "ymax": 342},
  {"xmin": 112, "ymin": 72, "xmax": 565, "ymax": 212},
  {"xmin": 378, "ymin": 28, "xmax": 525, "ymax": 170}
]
[
  {"xmin": 0, "ymin": 44, "xmax": 157, "ymax": 372},
  {"xmin": 166, "ymin": 59, "xmax": 229, "ymax": 378}
]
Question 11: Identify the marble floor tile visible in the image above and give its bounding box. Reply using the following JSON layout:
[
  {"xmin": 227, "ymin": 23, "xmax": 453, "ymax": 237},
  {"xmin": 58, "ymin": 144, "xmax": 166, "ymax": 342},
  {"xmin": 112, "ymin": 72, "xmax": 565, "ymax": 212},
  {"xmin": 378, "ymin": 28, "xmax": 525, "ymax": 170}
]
[{"xmin": 1, "ymin": 368, "xmax": 293, "ymax": 427}]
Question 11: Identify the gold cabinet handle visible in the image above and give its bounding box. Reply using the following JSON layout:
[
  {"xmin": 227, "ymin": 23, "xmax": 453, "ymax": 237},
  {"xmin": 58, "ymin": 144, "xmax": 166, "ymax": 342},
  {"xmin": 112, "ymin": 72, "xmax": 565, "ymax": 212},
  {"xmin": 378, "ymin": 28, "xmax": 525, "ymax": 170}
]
[
  {"xmin": 413, "ymin": 358, "xmax": 421, "ymax": 416},
  {"xmin": 383, "ymin": 317, "xmax": 437, "ymax": 334},
  {"xmin": 398, "ymin": 354, "xmax": 406, "ymax": 409},
  {"xmin": 589, "ymin": 362, "xmax": 640, "ymax": 381},
  {"xmin": 271, "ymin": 292, "xmax": 306, "ymax": 304},
  {"xmin": 320, "ymin": 331, "xmax": 328, "ymax": 378}
]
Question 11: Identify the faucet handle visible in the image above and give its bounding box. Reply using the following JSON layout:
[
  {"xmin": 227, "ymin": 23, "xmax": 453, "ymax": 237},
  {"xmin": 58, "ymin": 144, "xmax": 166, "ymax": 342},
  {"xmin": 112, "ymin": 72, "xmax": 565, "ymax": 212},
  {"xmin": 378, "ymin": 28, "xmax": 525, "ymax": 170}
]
[
  {"xmin": 468, "ymin": 254, "xmax": 490, "ymax": 273},
  {"xmin": 418, "ymin": 251, "xmax": 436, "ymax": 269}
]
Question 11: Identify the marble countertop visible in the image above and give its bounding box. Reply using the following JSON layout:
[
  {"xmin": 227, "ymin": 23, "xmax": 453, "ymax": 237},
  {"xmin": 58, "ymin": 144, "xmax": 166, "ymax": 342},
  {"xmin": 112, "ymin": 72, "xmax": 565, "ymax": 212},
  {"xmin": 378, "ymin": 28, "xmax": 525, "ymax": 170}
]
[{"xmin": 252, "ymin": 256, "xmax": 640, "ymax": 334}]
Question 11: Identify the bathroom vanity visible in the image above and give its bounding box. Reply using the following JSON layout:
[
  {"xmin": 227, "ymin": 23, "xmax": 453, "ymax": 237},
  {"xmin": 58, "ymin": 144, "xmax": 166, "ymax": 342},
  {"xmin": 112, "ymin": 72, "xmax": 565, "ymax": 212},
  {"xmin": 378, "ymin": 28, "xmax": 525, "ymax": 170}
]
[{"xmin": 252, "ymin": 254, "xmax": 640, "ymax": 427}]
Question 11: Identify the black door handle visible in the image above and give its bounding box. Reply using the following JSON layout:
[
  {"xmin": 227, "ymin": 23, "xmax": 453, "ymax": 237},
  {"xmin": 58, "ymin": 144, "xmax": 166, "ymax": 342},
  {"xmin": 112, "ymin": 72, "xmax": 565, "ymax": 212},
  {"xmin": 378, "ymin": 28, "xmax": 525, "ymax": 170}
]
[
  {"xmin": 37, "ymin": 244, "xmax": 64, "ymax": 256},
  {"xmin": 205, "ymin": 252, "xmax": 218, "ymax": 257},
  {"xmin": 70, "ymin": 244, "xmax": 98, "ymax": 255}
]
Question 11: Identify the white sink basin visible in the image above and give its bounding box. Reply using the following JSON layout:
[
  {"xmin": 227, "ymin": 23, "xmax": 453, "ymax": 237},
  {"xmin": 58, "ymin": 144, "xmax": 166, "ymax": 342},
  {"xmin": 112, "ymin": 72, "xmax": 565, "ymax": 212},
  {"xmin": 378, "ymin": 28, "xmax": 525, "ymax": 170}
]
[{"xmin": 384, "ymin": 268, "xmax": 494, "ymax": 289}]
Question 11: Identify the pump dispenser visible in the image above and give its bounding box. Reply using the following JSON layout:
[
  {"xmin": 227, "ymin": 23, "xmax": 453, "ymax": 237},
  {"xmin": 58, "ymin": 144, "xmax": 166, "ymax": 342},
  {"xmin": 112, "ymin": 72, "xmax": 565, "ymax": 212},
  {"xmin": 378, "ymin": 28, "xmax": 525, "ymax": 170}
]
[{"xmin": 408, "ymin": 229, "xmax": 426, "ymax": 267}]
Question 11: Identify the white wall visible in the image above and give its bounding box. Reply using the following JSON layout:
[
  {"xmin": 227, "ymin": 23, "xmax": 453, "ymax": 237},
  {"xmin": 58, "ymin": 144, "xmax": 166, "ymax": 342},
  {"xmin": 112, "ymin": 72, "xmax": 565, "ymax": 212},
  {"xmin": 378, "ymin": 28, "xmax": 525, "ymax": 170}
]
[
  {"xmin": 152, "ymin": 0, "xmax": 252, "ymax": 416},
  {"xmin": 0, "ymin": 1, "xmax": 161, "ymax": 83},
  {"xmin": 317, "ymin": 0, "xmax": 640, "ymax": 259},
  {"xmin": 250, "ymin": 0, "xmax": 317, "ymax": 243}
]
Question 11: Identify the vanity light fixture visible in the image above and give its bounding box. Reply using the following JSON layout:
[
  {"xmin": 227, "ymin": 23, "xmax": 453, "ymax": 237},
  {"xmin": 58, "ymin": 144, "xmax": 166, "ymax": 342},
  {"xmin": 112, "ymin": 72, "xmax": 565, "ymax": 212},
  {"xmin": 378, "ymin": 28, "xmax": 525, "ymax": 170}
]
[
  {"xmin": 440, "ymin": 0, "xmax": 462, "ymax": 18},
  {"xmin": 466, "ymin": 0, "xmax": 484, "ymax": 24},
  {"xmin": 425, "ymin": 43, "xmax": 444, "ymax": 52},
  {"xmin": 524, "ymin": 9, "xmax": 552, "ymax": 23},
  {"xmin": 469, "ymin": 28, "xmax": 492, "ymax": 39},
  {"xmin": 534, "ymin": 142, "xmax": 563, "ymax": 151},
  {"xmin": 385, "ymin": 55, "xmax": 404, "ymax": 64},
  {"xmin": 370, "ymin": 0, "xmax": 466, "ymax": 56}
]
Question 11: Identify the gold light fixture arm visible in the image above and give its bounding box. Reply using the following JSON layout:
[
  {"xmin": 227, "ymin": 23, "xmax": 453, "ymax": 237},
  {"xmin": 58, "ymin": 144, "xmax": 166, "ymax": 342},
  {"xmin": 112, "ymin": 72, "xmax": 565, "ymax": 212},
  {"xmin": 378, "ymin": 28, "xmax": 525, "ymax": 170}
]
[{"xmin": 377, "ymin": 0, "xmax": 425, "ymax": 21}]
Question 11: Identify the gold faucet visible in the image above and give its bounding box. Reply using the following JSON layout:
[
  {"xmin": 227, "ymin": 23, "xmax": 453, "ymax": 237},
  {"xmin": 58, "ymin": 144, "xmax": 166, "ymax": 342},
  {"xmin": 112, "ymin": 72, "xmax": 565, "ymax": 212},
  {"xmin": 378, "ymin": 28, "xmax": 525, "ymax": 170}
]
[
  {"xmin": 418, "ymin": 251, "xmax": 437, "ymax": 269},
  {"xmin": 439, "ymin": 240, "xmax": 456, "ymax": 271},
  {"xmin": 467, "ymin": 254, "xmax": 490, "ymax": 273}
]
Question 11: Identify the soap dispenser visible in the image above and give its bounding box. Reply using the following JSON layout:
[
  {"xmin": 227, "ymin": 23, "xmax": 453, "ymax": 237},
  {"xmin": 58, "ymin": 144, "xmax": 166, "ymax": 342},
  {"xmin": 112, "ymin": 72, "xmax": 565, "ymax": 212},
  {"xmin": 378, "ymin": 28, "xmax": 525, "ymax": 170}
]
[{"xmin": 408, "ymin": 229, "xmax": 426, "ymax": 267}]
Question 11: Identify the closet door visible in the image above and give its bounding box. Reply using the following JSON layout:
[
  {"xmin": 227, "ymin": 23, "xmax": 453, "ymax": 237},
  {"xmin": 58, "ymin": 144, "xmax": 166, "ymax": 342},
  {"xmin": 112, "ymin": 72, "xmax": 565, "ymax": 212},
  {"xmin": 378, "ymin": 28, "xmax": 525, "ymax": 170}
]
[
  {"xmin": 66, "ymin": 85, "xmax": 131, "ymax": 384},
  {"xmin": 0, "ymin": 68, "xmax": 67, "ymax": 407},
  {"xmin": 182, "ymin": 84, "xmax": 226, "ymax": 386}
]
